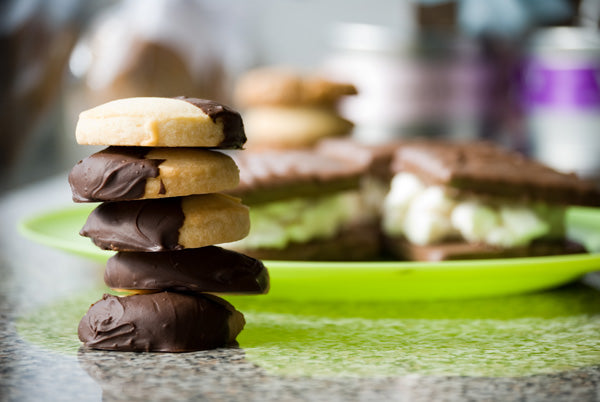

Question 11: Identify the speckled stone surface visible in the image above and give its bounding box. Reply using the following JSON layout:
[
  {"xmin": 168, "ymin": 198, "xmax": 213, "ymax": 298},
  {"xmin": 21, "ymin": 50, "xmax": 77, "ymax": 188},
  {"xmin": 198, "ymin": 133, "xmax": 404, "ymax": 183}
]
[{"xmin": 1, "ymin": 175, "xmax": 599, "ymax": 402}]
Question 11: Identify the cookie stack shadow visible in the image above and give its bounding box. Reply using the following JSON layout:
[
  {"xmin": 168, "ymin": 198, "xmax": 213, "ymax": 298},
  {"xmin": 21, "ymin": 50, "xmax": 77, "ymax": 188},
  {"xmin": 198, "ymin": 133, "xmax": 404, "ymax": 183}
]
[{"xmin": 69, "ymin": 97, "xmax": 269, "ymax": 352}]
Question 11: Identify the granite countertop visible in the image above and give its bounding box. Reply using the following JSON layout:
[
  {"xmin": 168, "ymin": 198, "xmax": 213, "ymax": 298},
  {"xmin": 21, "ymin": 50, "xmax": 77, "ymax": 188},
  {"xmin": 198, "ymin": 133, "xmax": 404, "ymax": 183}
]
[{"xmin": 1, "ymin": 175, "xmax": 599, "ymax": 402}]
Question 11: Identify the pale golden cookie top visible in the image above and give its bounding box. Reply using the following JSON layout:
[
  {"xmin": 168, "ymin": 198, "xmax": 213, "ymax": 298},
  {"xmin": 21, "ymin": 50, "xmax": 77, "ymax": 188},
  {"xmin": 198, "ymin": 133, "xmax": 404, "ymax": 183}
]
[
  {"xmin": 234, "ymin": 67, "xmax": 357, "ymax": 108},
  {"xmin": 75, "ymin": 97, "xmax": 246, "ymax": 148}
]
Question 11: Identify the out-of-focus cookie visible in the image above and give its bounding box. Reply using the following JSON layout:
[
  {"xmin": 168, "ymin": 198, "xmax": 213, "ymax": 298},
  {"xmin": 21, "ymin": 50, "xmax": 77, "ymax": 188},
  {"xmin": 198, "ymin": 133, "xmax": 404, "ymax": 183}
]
[
  {"xmin": 234, "ymin": 67, "xmax": 357, "ymax": 149},
  {"xmin": 105, "ymin": 246, "xmax": 269, "ymax": 295},
  {"xmin": 78, "ymin": 292, "xmax": 245, "ymax": 352},
  {"xmin": 234, "ymin": 67, "xmax": 357, "ymax": 108},
  {"xmin": 69, "ymin": 146, "xmax": 240, "ymax": 202},
  {"xmin": 80, "ymin": 194, "xmax": 250, "ymax": 252},
  {"xmin": 224, "ymin": 149, "xmax": 381, "ymax": 260},
  {"xmin": 241, "ymin": 106, "xmax": 354, "ymax": 149},
  {"xmin": 382, "ymin": 140, "xmax": 600, "ymax": 261},
  {"xmin": 75, "ymin": 97, "xmax": 246, "ymax": 148}
]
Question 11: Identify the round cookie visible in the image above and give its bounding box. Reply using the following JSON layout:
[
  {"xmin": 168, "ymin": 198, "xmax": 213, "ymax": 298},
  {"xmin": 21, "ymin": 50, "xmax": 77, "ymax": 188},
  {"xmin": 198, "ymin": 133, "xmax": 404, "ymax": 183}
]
[
  {"xmin": 80, "ymin": 194, "xmax": 250, "ymax": 252},
  {"xmin": 234, "ymin": 67, "xmax": 357, "ymax": 107},
  {"xmin": 69, "ymin": 146, "xmax": 240, "ymax": 202},
  {"xmin": 105, "ymin": 246, "xmax": 269, "ymax": 295},
  {"xmin": 242, "ymin": 106, "xmax": 354, "ymax": 149},
  {"xmin": 75, "ymin": 97, "xmax": 246, "ymax": 148},
  {"xmin": 78, "ymin": 292, "xmax": 245, "ymax": 352}
]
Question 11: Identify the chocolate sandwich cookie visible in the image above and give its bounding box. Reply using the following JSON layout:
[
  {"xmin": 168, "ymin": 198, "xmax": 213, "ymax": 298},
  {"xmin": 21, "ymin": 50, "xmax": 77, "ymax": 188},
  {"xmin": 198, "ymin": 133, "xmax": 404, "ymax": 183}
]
[
  {"xmin": 316, "ymin": 137, "xmax": 405, "ymax": 182},
  {"xmin": 75, "ymin": 97, "xmax": 246, "ymax": 148},
  {"xmin": 385, "ymin": 238, "xmax": 586, "ymax": 262},
  {"xmin": 316, "ymin": 137, "xmax": 406, "ymax": 216},
  {"xmin": 80, "ymin": 194, "xmax": 250, "ymax": 251},
  {"xmin": 227, "ymin": 149, "xmax": 363, "ymax": 204},
  {"xmin": 69, "ymin": 146, "xmax": 239, "ymax": 202},
  {"xmin": 78, "ymin": 292, "xmax": 245, "ymax": 352},
  {"xmin": 392, "ymin": 141, "xmax": 600, "ymax": 205},
  {"xmin": 224, "ymin": 149, "xmax": 381, "ymax": 261},
  {"xmin": 382, "ymin": 141, "xmax": 600, "ymax": 261},
  {"xmin": 105, "ymin": 246, "xmax": 269, "ymax": 295}
]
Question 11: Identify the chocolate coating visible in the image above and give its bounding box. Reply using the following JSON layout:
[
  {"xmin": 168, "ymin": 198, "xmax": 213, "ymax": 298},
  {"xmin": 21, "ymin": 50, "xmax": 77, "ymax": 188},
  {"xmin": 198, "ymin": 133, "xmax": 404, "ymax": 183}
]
[
  {"xmin": 392, "ymin": 141, "xmax": 600, "ymax": 206},
  {"xmin": 174, "ymin": 96, "xmax": 247, "ymax": 149},
  {"xmin": 78, "ymin": 292, "xmax": 244, "ymax": 352},
  {"xmin": 105, "ymin": 246, "xmax": 269, "ymax": 294},
  {"xmin": 226, "ymin": 149, "xmax": 363, "ymax": 205},
  {"xmin": 69, "ymin": 147, "xmax": 163, "ymax": 202},
  {"xmin": 316, "ymin": 137, "xmax": 405, "ymax": 181},
  {"xmin": 385, "ymin": 236, "xmax": 586, "ymax": 262},
  {"xmin": 80, "ymin": 198, "xmax": 184, "ymax": 252}
]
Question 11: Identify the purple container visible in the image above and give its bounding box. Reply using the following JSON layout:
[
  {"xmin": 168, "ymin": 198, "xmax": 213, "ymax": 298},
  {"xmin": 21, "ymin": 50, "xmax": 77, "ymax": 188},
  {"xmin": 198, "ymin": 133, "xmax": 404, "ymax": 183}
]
[{"xmin": 521, "ymin": 28, "xmax": 600, "ymax": 179}]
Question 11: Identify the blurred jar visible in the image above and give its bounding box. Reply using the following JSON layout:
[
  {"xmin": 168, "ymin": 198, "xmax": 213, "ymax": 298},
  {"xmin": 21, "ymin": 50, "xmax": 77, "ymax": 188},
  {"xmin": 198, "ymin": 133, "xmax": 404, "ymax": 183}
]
[
  {"xmin": 520, "ymin": 27, "xmax": 600, "ymax": 179},
  {"xmin": 320, "ymin": 22, "xmax": 493, "ymax": 144}
]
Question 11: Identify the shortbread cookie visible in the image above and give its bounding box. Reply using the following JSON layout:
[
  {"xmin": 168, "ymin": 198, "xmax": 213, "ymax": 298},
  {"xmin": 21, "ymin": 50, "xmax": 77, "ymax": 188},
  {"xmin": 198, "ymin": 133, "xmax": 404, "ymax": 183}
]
[
  {"xmin": 105, "ymin": 246, "xmax": 269, "ymax": 295},
  {"xmin": 382, "ymin": 141, "xmax": 599, "ymax": 261},
  {"xmin": 241, "ymin": 106, "xmax": 354, "ymax": 149},
  {"xmin": 78, "ymin": 292, "xmax": 245, "ymax": 352},
  {"xmin": 75, "ymin": 97, "xmax": 246, "ymax": 148},
  {"xmin": 69, "ymin": 146, "xmax": 239, "ymax": 202},
  {"xmin": 80, "ymin": 194, "xmax": 250, "ymax": 251},
  {"xmin": 234, "ymin": 67, "xmax": 357, "ymax": 107},
  {"xmin": 225, "ymin": 149, "xmax": 381, "ymax": 260},
  {"xmin": 234, "ymin": 68, "xmax": 357, "ymax": 149}
]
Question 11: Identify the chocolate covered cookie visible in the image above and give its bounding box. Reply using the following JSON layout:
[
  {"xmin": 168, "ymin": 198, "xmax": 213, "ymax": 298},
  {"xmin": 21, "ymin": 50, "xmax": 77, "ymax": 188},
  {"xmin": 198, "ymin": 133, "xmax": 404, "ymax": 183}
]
[
  {"xmin": 105, "ymin": 246, "xmax": 269, "ymax": 295},
  {"xmin": 78, "ymin": 292, "xmax": 245, "ymax": 352},
  {"xmin": 382, "ymin": 141, "xmax": 600, "ymax": 261},
  {"xmin": 75, "ymin": 97, "xmax": 246, "ymax": 148},
  {"xmin": 69, "ymin": 147, "xmax": 239, "ymax": 202},
  {"xmin": 80, "ymin": 194, "xmax": 250, "ymax": 251},
  {"xmin": 224, "ymin": 149, "xmax": 381, "ymax": 260}
]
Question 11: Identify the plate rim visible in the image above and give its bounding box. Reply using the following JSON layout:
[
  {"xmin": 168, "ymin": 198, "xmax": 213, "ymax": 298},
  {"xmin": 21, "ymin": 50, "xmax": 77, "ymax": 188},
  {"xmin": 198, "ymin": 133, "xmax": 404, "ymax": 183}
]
[{"xmin": 17, "ymin": 204, "xmax": 600, "ymax": 272}]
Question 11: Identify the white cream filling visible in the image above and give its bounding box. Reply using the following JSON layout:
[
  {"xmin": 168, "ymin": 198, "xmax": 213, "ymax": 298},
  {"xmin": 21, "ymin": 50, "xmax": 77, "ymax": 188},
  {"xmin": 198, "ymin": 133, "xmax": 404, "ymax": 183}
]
[
  {"xmin": 226, "ymin": 189, "xmax": 376, "ymax": 250},
  {"xmin": 382, "ymin": 172, "xmax": 565, "ymax": 247}
]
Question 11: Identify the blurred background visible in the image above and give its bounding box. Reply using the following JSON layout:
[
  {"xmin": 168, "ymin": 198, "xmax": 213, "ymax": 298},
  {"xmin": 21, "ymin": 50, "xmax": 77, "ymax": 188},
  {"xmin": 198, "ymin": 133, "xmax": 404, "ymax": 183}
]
[{"xmin": 1, "ymin": 0, "xmax": 599, "ymax": 192}]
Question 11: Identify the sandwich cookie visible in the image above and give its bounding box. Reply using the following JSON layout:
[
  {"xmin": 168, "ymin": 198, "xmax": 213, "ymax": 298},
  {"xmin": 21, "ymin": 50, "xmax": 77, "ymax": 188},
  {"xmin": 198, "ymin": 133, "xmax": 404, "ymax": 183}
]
[
  {"xmin": 78, "ymin": 292, "xmax": 245, "ymax": 352},
  {"xmin": 69, "ymin": 146, "xmax": 239, "ymax": 202},
  {"xmin": 75, "ymin": 97, "xmax": 246, "ymax": 148},
  {"xmin": 225, "ymin": 149, "xmax": 381, "ymax": 260},
  {"xmin": 382, "ymin": 141, "xmax": 600, "ymax": 261}
]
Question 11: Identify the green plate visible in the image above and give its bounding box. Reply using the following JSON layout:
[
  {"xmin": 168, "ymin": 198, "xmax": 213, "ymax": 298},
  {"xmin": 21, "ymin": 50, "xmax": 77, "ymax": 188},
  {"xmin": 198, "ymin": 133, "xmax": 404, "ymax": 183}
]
[{"xmin": 18, "ymin": 204, "xmax": 600, "ymax": 301}]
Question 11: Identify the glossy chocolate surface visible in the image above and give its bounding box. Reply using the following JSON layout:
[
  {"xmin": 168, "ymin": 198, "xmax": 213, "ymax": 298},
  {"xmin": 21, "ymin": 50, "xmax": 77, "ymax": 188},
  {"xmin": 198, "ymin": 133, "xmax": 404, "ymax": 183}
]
[
  {"xmin": 78, "ymin": 292, "xmax": 244, "ymax": 352},
  {"xmin": 80, "ymin": 198, "xmax": 184, "ymax": 252},
  {"xmin": 174, "ymin": 96, "xmax": 247, "ymax": 149},
  {"xmin": 105, "ymin": 246, "xmax": 269, "ymax": 294},
  {"xmin": 69, "ymin": 147, "xmax": 163, "ymax": 202}
]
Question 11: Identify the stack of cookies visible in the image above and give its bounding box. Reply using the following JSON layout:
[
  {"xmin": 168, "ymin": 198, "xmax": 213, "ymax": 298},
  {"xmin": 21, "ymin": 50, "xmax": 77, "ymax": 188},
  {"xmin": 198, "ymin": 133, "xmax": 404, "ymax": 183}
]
[
  {"xmin": 233, "ymin": 67, "xmax": 357, "ymax": 149},
  {"xmin": 68, "ymin": 97, "xmax": 269, "ymax": 352}
]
